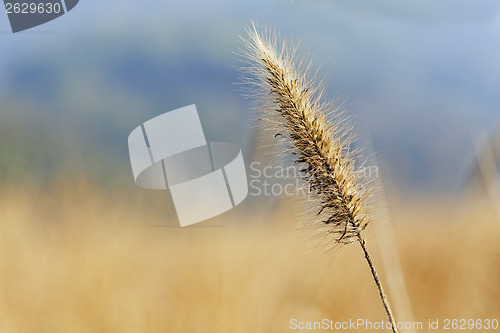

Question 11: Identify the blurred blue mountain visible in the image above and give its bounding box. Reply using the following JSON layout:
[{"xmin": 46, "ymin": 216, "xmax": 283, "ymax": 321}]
[{"xmin": 1, "ymin": 0, "xmax": 499, "ymax": 194}]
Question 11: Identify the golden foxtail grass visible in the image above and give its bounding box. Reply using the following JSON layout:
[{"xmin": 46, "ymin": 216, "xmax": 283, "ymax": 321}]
[{"xmin": 239, "ymin": 23, "xmax": 400, "ymax": 333}]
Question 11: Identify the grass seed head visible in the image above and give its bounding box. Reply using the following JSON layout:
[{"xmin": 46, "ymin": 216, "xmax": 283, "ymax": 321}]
[{"xmin": 239, "ymin": 23, "xmax": 371, "ymax": 245}]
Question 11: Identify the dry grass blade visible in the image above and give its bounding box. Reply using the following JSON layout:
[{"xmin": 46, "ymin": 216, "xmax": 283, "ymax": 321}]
[{"xmin": 238, "ymin": 23, "xmax": 400, "ymax": 333}]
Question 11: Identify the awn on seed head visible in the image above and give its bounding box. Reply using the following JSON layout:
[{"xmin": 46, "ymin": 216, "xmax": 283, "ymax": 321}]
[{"xmin": 238, "ymin": 23, "xmax": 400, "ymax": 333}]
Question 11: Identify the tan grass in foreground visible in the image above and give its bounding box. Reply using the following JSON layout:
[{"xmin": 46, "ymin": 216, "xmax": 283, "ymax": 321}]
[
  {"xmin": 239, "ymin": 24, "xmax": 399, "ymax": 332},
  {"xmin": 0, "ymin": 183, "xmax": 499, "ymax": 332}
]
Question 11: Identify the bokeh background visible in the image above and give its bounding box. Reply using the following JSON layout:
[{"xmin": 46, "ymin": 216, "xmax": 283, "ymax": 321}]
[{"xmin": 0, "ymin": 1, "xmax": 499, "ymax": 332}]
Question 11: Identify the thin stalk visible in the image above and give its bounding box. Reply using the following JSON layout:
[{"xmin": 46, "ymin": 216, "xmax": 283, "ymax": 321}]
[
  {"xmin": 358, "ymin": 236, "xmax": 399, "ymax": 333},
  {"xmin": 239, "ymin": 23, "xmax": 402, "ymax": 332}
]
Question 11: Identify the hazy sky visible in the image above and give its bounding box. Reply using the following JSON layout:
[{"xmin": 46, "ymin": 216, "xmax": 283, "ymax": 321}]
[{"xmin": 1, "ymin": 0, "xmax": 499, "ymax": 193}]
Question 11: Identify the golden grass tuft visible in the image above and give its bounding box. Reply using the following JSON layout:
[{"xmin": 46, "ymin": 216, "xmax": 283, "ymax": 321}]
[
  {"xmin": 239, "ymin": 23, "xmax": 369, "ymax": 245},
  {"xmin": 238, "ymin": 23, "xmax": 401, "ymax": 332}
]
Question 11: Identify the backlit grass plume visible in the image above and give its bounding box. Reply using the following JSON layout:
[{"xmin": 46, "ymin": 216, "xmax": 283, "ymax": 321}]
[{"xmin": 239, "ymin": 24, "xmax": 400, "ymax": 333}]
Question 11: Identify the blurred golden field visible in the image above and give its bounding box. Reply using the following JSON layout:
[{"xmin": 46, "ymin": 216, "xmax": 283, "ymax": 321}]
[{"xmin": 0, "ymin": 178, "xmax": 499, "ymax": 332}]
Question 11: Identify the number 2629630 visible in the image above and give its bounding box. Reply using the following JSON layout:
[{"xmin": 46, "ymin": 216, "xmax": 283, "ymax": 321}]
[{"xmin": 5, "ymin": 2, "xmax": 62, "ymax": 14}]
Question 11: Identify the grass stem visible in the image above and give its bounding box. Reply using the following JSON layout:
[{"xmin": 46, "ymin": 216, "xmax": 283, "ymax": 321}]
[{"xmin": 358, "ymin": 236, "xmax": 399, "ymax": 333}]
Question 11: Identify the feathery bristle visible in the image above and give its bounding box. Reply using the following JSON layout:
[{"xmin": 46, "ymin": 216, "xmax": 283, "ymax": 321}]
[
  {"xmin": 239, "ymin": 24, "xmax": 400, "ymax": 333},
  {"xmin": 239, "ymin": 23, "xmax": 370, "ymax": 245}
]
